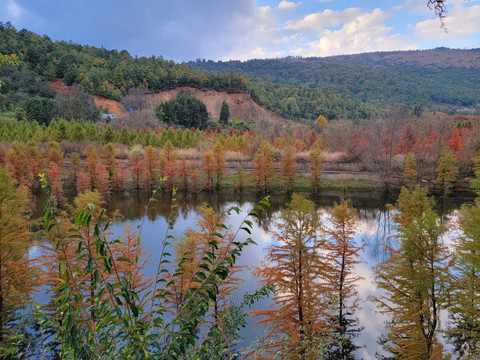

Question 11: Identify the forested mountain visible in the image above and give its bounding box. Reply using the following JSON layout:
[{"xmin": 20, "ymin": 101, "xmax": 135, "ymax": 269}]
[
  {"xmin": 0, "ymin": 22, "xmax": 251, "ymax": 124},
  {"xmin": 2, "ymin": 22, "xmax": 479, "ymax": 125},
  {"xmin": 188, "ymin": 48, "xmax": 480, "ymax": 119},
  {"xmin": 0, "ymin": 23, "xmax": 374, "ymax": 123}
]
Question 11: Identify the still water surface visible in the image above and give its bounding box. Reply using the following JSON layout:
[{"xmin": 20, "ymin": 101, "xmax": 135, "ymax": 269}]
[{"xmin": 92, "ymin": 190, "xmax": 473, "ymax": 359}]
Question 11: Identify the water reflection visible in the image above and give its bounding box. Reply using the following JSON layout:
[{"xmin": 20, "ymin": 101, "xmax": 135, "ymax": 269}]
[{"xmin": 100, "ymin": 189, "xmax": 472, "ymax": 359}]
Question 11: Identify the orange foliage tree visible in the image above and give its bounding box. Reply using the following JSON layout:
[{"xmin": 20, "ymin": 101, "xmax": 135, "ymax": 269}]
[
  {"xmin": 168, "ymin": 204, "xmax": 243, "ymax": 319},
  {"xmin": 142, "ymin": 145, "xmax": 159, "ymax": 192},
  {"xmin": 252, "ymin": 142, "xmax": 275, "ymax": 192},
  {"xmin": 69, "ymin": 152, "xmax": 81, "ymax": 186},
  {"xmin": 48, "ymin": 162, "xmax": 64, "ymax": 204},
  {"xmin": 324, "ymin": 199, "xmax": 365, "ymax": 359},
  {"xmin": 130, "ymin": 152, "xmax": 143, "ymax": 191},
  {"xmin": 446, "ymin": 127, "xmax": 464, "ymax": 157},
  {"xmin": 0, "ymin": 167, "xmax": 37, "ymax": 350},
  {"xmin": 76, "ymin": 171, "xmax": 91, "ymax": 194},
  {"xmin": 84, "ymin": 145, "xmax": 100, "ymax": 190},
  {"xmin": 176, "ymin": 157, "xmax": 190, "ymax": 191},
  {"xmin": 280, "ymin": 146, "xmax": 296, "ymax": 192},
  {"xmin": 212, "ymin": 141, "xmax": 226, "ymax": 189},
  {"xmin": 309, "ymin": 147, "xmax": 323, "ymax": 193},
  {"xmin": 159, "ymin": 141, "xmax": 177, "ymax": 192},
  {"xmin": 254, "ymin": 194, "xmax": 334, "ymax": 359},
  {"xmin": 102, "ymin": 143, "xmax": 116, "ymax": 182},
  {"xmin": 202, "ymin": 151, "xmax": 216, "ymax": 191},
  {"xmin": 93, "ymin": 163, "xmax": 111, "ymax": 199}
]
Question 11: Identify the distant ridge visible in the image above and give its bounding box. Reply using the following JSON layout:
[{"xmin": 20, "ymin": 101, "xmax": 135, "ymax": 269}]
[
  {"xmin": 303, "ymin": 48, "xmax": 480, "ymax": 69},
  {"xmin": 189, "ymin": 47, "xmax": 480, "ymax": 115}
]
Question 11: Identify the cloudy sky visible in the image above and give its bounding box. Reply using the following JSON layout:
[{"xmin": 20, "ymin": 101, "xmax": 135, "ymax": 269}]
[{"xmin": 1, "ymin": 0, "xmax": 479, "ymax": 62}]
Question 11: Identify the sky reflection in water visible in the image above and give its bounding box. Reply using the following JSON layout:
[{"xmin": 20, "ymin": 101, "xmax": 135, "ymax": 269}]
[{"xmin": 105, "ymin": 190, "xmax": 472, "ymax": 359}]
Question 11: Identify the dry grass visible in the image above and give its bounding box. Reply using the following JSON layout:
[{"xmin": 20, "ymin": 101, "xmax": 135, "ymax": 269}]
[
  {"xmin": 176, "ymin": 148, "xmax": 202, "ymax": 160},
  {"xmin": 294, "ymin": 151, "xmax": 348, "ymax": 163},
  {"xmin": 225, "ymin": 151, "xmax": 251, "ymax": 162},
  {"xmin": 322, "ymin": 151, "xmax": 348, "ymax": 162}
]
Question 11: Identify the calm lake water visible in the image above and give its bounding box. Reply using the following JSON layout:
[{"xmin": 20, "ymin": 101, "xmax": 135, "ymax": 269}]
[{"xmin": 39, "ymin": 189, "xmax": 476, "ymax": 359}]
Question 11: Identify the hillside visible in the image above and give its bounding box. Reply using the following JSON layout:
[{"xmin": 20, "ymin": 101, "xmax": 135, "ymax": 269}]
[
  {"xmin": 2, "ymin": 23, "xmax": 479, "ymax": 125},
  {"xmin": 303, "ymin": 48, "xmax": 480, "ymax": 69},
  {"xmin": 149, "ymin": 87, "xmax": 288, "ymax": 124},
  {"xmin": 48, "ymin": 81, "xmax": 289, "ymax": 124},
  {"xmin": 188, "ymin": 48, "xmax": 480, "ymax": 119},
  {"xmin": 0, "ymin": 24, "xmax": 375, "ymax": 123},
  {"xmin": 99, "ymin": 86, "xmax": 289, "ymax": 124}
]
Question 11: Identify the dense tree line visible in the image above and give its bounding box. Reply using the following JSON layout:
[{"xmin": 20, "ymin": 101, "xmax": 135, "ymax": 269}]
[
  {"xmin": 188, "ymin": 55, "xmax": 480, "ymax": 120},
  {"xmin": 0, "ymin": 105, "xmax": 479, "ymax": 195},
  {"xmin": 0, "ymin": 22, "xmax": 247, "ymax": 118}
]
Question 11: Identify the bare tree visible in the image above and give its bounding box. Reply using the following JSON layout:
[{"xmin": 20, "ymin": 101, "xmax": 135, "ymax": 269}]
[{"xmin": 121, "ymin": 87, "xmax": 152, "ymax": 111}]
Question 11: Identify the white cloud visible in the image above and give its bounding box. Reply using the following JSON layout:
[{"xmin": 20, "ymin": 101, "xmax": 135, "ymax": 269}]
[
  {"xmin": 290, "ymin": 8, "xmax": 416, "ymax": 57},
  {"xmin": 221, "ymin": 5, "xmax": 287, "ymax": 60},
  {"xmin": 285, "ymin": 8, "xmax": 363, "ymax": 31},
  {"xmin": 278, "ymin": 1, "xmax": 300, "ymax": 10},
  {"xmin": 413, "ymin": 4, "xmax": 480, "ymax": 39}
]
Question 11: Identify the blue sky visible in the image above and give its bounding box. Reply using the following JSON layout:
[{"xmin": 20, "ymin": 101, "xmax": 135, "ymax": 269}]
[{"xmin": 1, "ymin": 0, "xmax": 479, "ymax": 62}]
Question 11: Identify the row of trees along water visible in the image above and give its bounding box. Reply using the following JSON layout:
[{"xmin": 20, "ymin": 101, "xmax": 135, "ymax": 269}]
[
  {"xmin": 0, "ymin": 105, "xmax": 478, "ymax": 197},
  {"xmin": 1, "ymin": 158, "xmax": 480, "ymax": 358}
]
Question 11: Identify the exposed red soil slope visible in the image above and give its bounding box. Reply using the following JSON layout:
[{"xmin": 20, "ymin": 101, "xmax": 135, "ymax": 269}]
[
  {"xmin": 50, "ymin": 80, "xmax": 74, "ymax": 96},
  {"xmin": 149, "ymin": 87, "xmax": 289, "ymax": 124},
  {"xmin": 50, "ymin": 82, "xmax": 288, "ymax": 124},
  {"xmin": 94, "ymin": 95, "xmax": 127, "ymax": 118}
]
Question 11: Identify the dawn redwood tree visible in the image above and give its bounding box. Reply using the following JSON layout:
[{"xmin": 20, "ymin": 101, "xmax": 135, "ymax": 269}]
[
  {"xmin": 212, "ymin": 141, "xmax": 226, "ymax": 189},
  {"xmin": 446, "ymin": 127, "xmax": 465, "ymax": 159},
  {"xmin": 402, "ymin": 152, "xmax": 418, "ymax": 189},
  {"xmin": 4, "ymin": 141, "xmax": 27, "ymax": 186},
  {"xmin": 46, "ymin": 141, "xmax": 64, "ymax": 167},
  {"xmin": 324, "ymin": 199, "xmax": 365, "ymax": 359},
  {"xmin": 48, "ymin": 162, "xmax": 64, "ymax": 204},
  {"xmin": 69, "ymin": 152, "xmax": 81, "ymax": 186},
  {"xmin": 162, "ymin": 159, "xmax": 177, "ymax": 193},
  {"xmin": 102, "ymin": 143, "xmax": 116, "ymax": 181},
  {"xmin": 254, "ymin": 194, "xmax": 333, "ymax": 359},
  {"xmin": 396, "ymin": 123, "xmax": 417, "ymax": 166},
  {"xmin": 309, "ymin": 147, "xmax": 323, "ymax": 193},
  {"xmin": 176, "ymin": 157, "xmax": 190, "ymax": 191},
  {"xmin": 434, "ymin": 147, "xmax": 457, "ymax": 196},
  {"xmin": 0, "ymin": 167, "xmax": 37, "ymax": 351},
  {"xmin": 130, "ymin": 152, "xmax": 143, "ymax": 191},
  {"xmin": 76, "ymin": 171, "xmax": 91, "ymax": 195},
  {"xmin": 449, "ymin": 199, "xmax": 480, "ymax": 358},
  {"xmin": 252, "ymin": 142, "xmax": 275, "ymax": 192},
  {"xmin": 113, "ymin": 163, "xmax": 127, "ymax": 192},
  {"xmin": 93, "ymin": 163, "xmax": 111, "ymax": 199},
  {"xmin": 168, "ymin": 204, "xmax": 243, "ymax": 319},
  {"xmin": 159, "ymin": 140, "xmax": 176, "ymax": 180},
  {"xmin": 374, "ymin": 186, "xmax": 450, "ymax": 360},
  {"xmin": 25, "ymin": 140, "xmax": 45, "ymax": 191},
  {"xmin": 143, "ymin": 145, "xmax": 159, "ymax": 191},
  {"xmin": 202, "ymin": 151, "xmax": 216, "ymax": 190},
  {"xmin": 110, "ymin": 225, "xmax": 152, "ymax": 310},
  {"xmin": 280, "ymin": 146, "xmax": 296, "ymax": 192},
  {"xmin": 84, "ymin": 145, "xmax": 101, "ymax": 190},
  {"xmin": 470, "ymin": 152, "xmax": 480, "ymax": 196}
]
